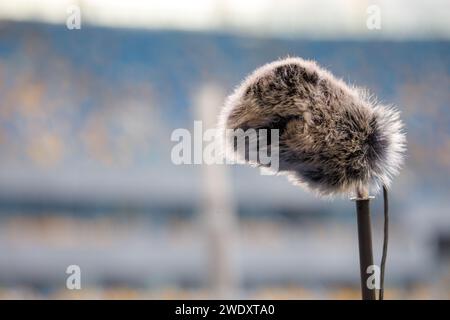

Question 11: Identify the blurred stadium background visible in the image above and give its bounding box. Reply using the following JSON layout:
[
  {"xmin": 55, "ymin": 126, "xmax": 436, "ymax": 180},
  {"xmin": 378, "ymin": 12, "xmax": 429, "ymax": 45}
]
[{"xmin": 0, "ymin": 0, "xmax": 449, "ymax": 299}]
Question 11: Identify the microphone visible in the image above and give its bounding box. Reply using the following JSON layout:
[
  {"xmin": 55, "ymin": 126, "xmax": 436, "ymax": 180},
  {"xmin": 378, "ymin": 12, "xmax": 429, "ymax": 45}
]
[
  {"xmin": 218, "ymin": 57, "xmax": 406, "ymax": 197},
  {"xmin": 217, "ymin": 57, "xmax": 406, "ymax": 300}
]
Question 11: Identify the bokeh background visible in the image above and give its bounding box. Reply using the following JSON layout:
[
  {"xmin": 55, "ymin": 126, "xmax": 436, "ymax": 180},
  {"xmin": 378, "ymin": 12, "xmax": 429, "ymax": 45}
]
[{"xmin": 0, "ymin": 0, "xmax": 449, "ymax": 299}]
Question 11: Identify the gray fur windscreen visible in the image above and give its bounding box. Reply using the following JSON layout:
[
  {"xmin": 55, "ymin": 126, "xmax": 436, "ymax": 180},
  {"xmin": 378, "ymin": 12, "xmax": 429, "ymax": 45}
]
[{"xmin": 218, "ymin": 57, "xmax": 406, "ymax": 196}]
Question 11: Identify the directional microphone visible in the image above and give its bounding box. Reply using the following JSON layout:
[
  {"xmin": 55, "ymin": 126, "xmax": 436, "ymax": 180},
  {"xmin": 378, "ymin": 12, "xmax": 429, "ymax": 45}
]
[
  {"xmin": 217, "ymin": 57, "xmax": 406, "ymax": 300},
  {"xmin": 218, "ymin": 57, "xmax": 405, "ymax": 197}
]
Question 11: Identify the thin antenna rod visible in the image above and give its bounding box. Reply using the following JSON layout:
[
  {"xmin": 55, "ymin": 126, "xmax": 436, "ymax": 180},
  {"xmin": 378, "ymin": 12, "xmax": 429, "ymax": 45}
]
[{"xmin": 379, "ymin": 185, "xmax": 389, "ymax": 300}]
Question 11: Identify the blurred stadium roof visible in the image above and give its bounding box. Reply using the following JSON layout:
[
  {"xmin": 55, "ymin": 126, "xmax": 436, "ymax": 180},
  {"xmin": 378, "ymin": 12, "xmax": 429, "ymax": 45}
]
[{"xmin": 0, "ymin": 0, "xmax": 449, "ymax": 39}]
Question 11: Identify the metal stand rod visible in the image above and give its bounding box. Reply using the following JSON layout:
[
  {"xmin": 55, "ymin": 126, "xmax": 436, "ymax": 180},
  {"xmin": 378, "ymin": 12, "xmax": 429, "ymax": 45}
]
[{"xmin": 355, "ymin": 199, "xmax": 376, "ymax": 300}]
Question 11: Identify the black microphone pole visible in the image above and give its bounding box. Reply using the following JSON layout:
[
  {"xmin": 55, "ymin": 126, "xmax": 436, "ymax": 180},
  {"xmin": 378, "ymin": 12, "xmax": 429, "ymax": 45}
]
[{"xmin": 353, "ymin": 187, "xmax": 376, "ymax": 300}]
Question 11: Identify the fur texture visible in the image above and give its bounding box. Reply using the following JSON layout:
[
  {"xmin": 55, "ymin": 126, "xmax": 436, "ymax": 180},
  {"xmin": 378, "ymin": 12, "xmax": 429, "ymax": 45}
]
[{"xmin": 218, "ymin": 57, "xmax": 406, "ymax": 196}]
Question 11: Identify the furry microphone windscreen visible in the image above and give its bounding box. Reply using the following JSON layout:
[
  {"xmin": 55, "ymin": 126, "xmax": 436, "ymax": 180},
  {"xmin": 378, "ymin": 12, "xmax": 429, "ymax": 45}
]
[{"xmin": 218, "ymin": 57, "xmax": 406, "ymax": 196}]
